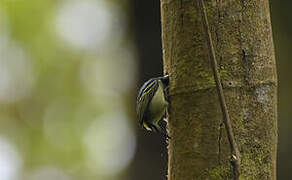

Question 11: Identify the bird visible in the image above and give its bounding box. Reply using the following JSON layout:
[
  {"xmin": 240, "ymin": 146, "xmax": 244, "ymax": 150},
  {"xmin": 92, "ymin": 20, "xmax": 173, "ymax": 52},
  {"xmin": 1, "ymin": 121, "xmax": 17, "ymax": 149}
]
[{"xmin": 136, "ymin": 75, "xmax": 170, "ymax": 138}]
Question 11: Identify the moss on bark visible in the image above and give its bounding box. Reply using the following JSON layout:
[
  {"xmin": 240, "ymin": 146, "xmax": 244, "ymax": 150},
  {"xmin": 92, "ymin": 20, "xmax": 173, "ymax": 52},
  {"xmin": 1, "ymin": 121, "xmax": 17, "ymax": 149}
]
[{"xmin": 161, "ymin": 0, "xmax": 277, "ymax": 179}]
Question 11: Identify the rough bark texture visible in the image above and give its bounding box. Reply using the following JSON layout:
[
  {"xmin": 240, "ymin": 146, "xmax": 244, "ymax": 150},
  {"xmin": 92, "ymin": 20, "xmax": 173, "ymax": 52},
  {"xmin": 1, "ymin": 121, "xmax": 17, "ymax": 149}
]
[{"xmin": 161, "ymin": 0, "xmax": 277, "ymax": 179}]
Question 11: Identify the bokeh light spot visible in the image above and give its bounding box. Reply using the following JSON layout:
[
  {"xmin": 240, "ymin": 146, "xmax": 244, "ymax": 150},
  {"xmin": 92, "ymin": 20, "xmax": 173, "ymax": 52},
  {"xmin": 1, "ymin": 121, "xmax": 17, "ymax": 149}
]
[
  {"xmin": 0, "ymin": 41, "xmax": 35, "ymax": 103},
  {"xmin": 83, "ymin": 112, "xmax": 136, "ymax": 176},
  {"xmin": 55, "ymin": 0, "xmax": 123, "ymax": 50},
  {"xmin": 0, "ymin": 137, "xmax": 22, "ymax": 180}
]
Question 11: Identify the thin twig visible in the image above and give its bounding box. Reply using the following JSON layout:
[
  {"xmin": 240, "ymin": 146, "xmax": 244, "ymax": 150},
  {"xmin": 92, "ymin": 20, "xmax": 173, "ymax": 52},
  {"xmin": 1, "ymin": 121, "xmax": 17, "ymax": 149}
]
[{"xmin": 197, "ymin": 0, "xmax": 241, "ymax": 179}]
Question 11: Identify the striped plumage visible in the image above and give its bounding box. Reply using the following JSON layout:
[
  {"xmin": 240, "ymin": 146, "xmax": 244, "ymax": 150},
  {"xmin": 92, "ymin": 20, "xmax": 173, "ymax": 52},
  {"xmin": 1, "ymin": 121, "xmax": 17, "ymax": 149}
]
[{"xmin": 136, "ymin": 75, "xmax": 169, "ymax": 137}]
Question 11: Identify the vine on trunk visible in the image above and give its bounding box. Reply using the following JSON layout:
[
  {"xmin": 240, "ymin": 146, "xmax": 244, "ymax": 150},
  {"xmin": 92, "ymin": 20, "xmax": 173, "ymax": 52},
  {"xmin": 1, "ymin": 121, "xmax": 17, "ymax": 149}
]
[{"xmin": 197, "ymin": 0, "xmax": 241, "ymax": 179}]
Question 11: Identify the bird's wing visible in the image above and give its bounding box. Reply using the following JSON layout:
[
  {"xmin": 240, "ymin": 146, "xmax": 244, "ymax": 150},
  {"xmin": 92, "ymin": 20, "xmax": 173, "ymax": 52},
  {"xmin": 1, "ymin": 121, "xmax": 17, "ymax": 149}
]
[{"xmin": 137, "ymin": 81, "xmax": 158, "ymax": 125}]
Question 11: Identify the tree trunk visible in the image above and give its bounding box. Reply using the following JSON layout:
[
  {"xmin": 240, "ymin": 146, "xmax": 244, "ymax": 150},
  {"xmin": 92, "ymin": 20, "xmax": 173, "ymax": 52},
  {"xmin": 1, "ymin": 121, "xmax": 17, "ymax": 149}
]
[{"xmin": 161, "ymin": 0, "xmax": 277, "ymax": 179}]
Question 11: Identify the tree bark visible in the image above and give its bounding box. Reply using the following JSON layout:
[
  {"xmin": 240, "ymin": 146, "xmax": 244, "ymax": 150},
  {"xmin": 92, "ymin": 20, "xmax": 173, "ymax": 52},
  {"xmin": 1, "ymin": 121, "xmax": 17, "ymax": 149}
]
[{"xmin": 161, "ymin": 0, "xmax": 277, "ymax": 179}]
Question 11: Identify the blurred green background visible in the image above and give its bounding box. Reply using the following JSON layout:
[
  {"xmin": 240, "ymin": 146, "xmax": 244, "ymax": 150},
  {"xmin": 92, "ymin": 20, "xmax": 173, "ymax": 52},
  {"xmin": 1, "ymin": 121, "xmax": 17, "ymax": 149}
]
[{"xmin": 0, "ymin": 0, "xmax": 289, "ymax": 179}]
